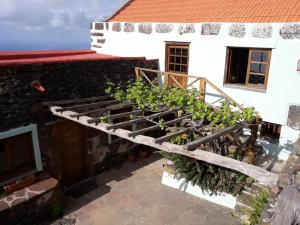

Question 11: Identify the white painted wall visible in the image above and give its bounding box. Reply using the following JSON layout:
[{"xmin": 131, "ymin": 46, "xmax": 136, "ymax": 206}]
[{"xmin": 91, "ymin": 22, "xmax": 300, "ymax": 152}]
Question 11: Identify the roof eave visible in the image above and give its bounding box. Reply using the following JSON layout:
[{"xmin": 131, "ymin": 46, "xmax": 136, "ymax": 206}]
[{"xmin": 106, "ymin": 0, "xmax": 134, "ymax": 22}]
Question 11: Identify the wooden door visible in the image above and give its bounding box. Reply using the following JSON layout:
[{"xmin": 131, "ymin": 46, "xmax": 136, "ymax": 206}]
[
  {"xmin": 165, "ymin": 42, "xmax": 189, "ymax": 88},
  {"xmin": 55, "ymin": 121, "xmax": 88, "ymax": 186}
]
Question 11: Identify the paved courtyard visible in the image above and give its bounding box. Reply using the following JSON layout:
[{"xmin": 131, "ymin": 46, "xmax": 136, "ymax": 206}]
[{"xmin": 56, "ymin": 154, "xmax": 239, "ymax": 225}]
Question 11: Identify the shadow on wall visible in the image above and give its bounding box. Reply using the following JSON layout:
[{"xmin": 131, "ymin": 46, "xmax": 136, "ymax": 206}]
[{"xmin": 257, "ymin": 138, "xmax": 294, "ymax": 162}]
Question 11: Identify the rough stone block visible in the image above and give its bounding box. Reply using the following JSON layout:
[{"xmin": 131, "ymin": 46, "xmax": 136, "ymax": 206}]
[
  {"xmin": 138, "ymin": 23, "xmax": 152, "ymax": 34},
  {"xmin": 295, "ymin": 172, "xmax": 300, "ymax": 184},
  {"xmin": 123, "ymin": 23, "xmax": 135, "ymax": 32},
  {"xmin": 280, "ymin": 24, "xmax": 300, "ymax": 40},
  {"xmin": 201, "ymin": 23, "xmax": 221, "ymax": 35},
  {"xmin": 278, "ymin": 172, "xmax": 292, "ymax": 187},
  {"xmin": 95, "ymin": 22, "xmax": 104, "ymax": 30},
  {"xmin": 287, "ymin": 105, "xmax": 300, "ymax": 130},
  {"xmin": 178, "ymin": 24, "xmax": 195, "ymax": 34},
  {"xmin": 112, "ymin": 22, "xmax": 121, "ymax": 32},
  {"xmin": 97, "ymin": 39, "xmax": 106, "ymax": 44},
  {"xmin": 229, "ymin": 24, "xmax": 246, "ymax": 38},
  {"xmin": 91, "ymin": 44, "xmax": 102, "ymax": 48},
  {"xmin": 90, "ymin": 32, "xmax": 103, "ymax": 37},
  {"xmin": 252, "ymin": 24, "xmax": 272, "ymax": 38},
  {"xmin": 155, "ymin": 23, "xmax": 174, "ymax": 33},
  {"xmin": 294, "ymin": 138, "xmax": 300, "ymax": 156}
]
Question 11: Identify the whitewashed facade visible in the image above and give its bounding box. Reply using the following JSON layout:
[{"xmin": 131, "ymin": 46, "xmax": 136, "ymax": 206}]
[{"xmin": 90, "ymin": 21, "xmax": 300, "ymax": 159}]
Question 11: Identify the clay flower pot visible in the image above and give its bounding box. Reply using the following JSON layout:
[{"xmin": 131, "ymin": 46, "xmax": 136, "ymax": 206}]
[
  {"xmin": 127, "ymin": 154, "xmax": 136, "ymax": 162},
  {"xmin": 4, "ymin": 175, "xmax": 37, "ymax": 194},
  {"xmin": 139, "ymin": 150, "xmax": 149, "ymax": 159}
]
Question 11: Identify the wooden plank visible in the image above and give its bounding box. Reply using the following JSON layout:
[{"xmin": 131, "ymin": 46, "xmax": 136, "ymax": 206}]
[
  {"xmin": 141, "ymin": 71, "xmax": 155, "ymax": 87},
  {"xmin": 203, "ymin": 78, "xmax": 244, "ymax": 110},
  {"xmin": 187, "ymin": 77, "xmax": 201, "ymax": 88},
  {"xmin": 135, "ymin": 67, "xmax": 202, "ymax": 79},
  {"xmin": 50, "ymin": 106, "xmax": 279, "ymax": 187},
  {"xmin": 128, "ymin": 114, "xmax": 192, "ymax": 137},
  {"xmin": 199, "ymin": 79, "xmax": 206, "ymax": 101},
  {"xmin": 69, "ymin": 102, "xmax": 135, "ymax": 118},
  {"xmin": 56, "ymin": 100, "xmax": 119, "ymax": 112},
  {"xmin": 155, "ymin": 128, "xmax": 190, "ymax": 144},
  {"xmin": 169, "ymin": 74, "xmax": 184, "ymax": 88},
  {"xmin": 106, "ymin": 108, "xmax": 178, "ymax": 130},
  {"xmin": 87, "ymin": 110, "xmax": 143, "ymax": 124},
  {"xmin": 183, "ymin": 125, "xmax": 240, "ymax": 150},
  {"xmin": 42, "ymin": 95, "xmax": 112, "ymax": 106}
]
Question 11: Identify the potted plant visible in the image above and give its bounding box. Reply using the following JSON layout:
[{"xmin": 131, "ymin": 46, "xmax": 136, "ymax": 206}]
[
  {"xmin": 127, "ymin": 149, "xmax": 136, "ymax": 162},
  {"xmin": 4, "ymin": 175, "xmax": 37, "ymax": 194},
  {"xmin": 139, "ymin": 149, "xmax": 150, "ymax": 159}
]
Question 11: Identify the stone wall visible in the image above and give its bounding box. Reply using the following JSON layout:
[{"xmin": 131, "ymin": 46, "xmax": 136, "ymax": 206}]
[
  {"xmin": 0, "ymin": 58, "xmax": 158, "ymax": 130},
  {"xmin": 0, "ymin": 57, "xmax": 158, "ymax": 189},
  {"xmin": 0, "ymin": 178, "xmax": 60, "ymax": 225}
]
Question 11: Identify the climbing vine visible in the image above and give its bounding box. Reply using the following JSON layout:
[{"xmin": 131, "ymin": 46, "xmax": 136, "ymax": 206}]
[
  {"xmin": 105, "ymin": 78, "xmax": 258, "ymax": 129},
  {"xmin": 105, "ymin": 78, "xmax": 258, "ymax": 195}
]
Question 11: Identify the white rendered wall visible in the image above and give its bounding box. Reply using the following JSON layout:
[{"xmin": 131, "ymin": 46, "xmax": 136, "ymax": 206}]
[
  {"xmin": 162, "ymin": 171, "xmax": 237, "ymax": 209},
  {"xmin": 91, "ymin": 22, "xmax": 300, "ymax": 152}
]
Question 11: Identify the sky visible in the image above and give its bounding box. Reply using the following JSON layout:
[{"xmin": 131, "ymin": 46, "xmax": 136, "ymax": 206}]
[{"xmin": 0, "ymin": 0, "xmax": 127, "ymax": 51}]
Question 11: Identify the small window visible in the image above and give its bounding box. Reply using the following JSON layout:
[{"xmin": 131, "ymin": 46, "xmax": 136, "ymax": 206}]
[
  {"xmin": 166, "ymin": 43, "xmax": 189, "ymax": 74},
  {"xmin": 260, "ymin": 122, "xmax": 281, "ymax": 142},
  {"xmin": 0, "ymin": 125, "xmax": 42, "ymax": 184},
  {"xmin": 165, "ymin": 42, "xmax": 189, "ymax": 87},
  {"xmin": 225, "ymin": 47, "xmax": 271, "ymax": 90}
]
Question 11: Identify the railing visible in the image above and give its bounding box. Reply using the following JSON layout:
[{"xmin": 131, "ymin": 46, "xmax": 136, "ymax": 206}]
[{"xmin": 135, "ymin": 67, "xmax": 244, "ymax": 110}]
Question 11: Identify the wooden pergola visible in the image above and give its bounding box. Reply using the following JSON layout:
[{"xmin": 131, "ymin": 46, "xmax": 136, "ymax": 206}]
[{"xmin": 44, "ymin": 67, "xmax": 279, "ymax": 187}]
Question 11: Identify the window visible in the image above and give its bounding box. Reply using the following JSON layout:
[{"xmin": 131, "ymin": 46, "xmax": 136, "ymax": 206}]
[
  {"xmin": 165, "ymin": 42, "xmax": 189, "ymax": 74},
  {"xmin": 0, "ymin": 125, "xmax": 42, "ymax": 184},
  {"xmin": 260, "ymin": 122, "xmax": 281, "ymax": 142},
  {"xmin": 165, "ymin": 42, "xmax": 189, "ymax": 87},
  {"xmin": 225, "ymin": 47, "xmax": 271, "ymax": 90}
]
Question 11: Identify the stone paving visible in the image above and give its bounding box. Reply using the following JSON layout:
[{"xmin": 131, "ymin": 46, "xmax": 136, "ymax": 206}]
[{"xmin": 57, "ymin": 155, "xmax": 239, "ymax": 225}]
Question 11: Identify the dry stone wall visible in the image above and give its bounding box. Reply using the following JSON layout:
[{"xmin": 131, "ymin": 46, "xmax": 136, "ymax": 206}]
[{"xmin": 0, "ymin": 58, "xmax": 158, "ymax": 130}]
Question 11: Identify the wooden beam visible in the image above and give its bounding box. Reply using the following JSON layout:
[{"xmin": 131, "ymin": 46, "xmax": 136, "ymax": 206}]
[
  {"xmin": 128, "ymin": 114, "xmax": 192, "ymax": 137},
  {"xmin": 87, "ymin": 110, "xmax": 143, "ymax": 124},
  {"xmin": 140, "ymin": 71, "xmax": 154, "ymax": 87},
  {"xmin": 199, "ymin": 79, "xmax": 206, "ymax": 101},
  {"xmin": 50, "ymin": 106, "xmax": 279, "ymax": 187},
  {"xmin": 203, "ymin": 78, "xmax": 244, "ymax": 110},
  {"xmin": 135, "ymin": 67, "xmax": 201, "ymax": 79},
  {"xmin": 42, "ymin": 95, "xmax": 112, "ymax": 106},
  {"xmin": 55, "ymin": 100, "xmax": 119, "ymax": 112},
  {"xmin": 69, "ymin": 102, "xmax": 135, "ymax": 118},
  {"xmin": 183, "ymin": 125, "xmax": 241, "ymax": 150},
  {"xmin": 187, "ymin": 77, "xmax": 201, "ymax": 88},
  {"xmin": 106, "ymin": 108, "xmax": 178, "ymax": 130},
  {"xmin": 169, "ymin": 74, "xmax": 184, "ymax": 88},
  {"xmin": 155, "ymin": 128, "xmax": 190, "ymax": 144}
]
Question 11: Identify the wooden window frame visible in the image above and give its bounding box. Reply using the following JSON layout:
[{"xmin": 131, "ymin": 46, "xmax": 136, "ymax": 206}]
[
  {"xmin": 224, "ymin": 47, "xmax": 272, "ymax": 90},
  {"xmin": 0, "ymin": 125, "xmax": 43, "ymax": 185},
  {"xmin": 245, "ymin": 49, "xmax": 271, "ymax": 90},
  {"xmin": 165, "ymin": 42, "xmax": 190, "ymax": 74}
]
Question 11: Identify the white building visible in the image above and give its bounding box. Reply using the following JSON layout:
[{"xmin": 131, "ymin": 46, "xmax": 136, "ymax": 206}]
[{"xmin": 91, "ymin": 0, "xmax": 300, "ymax": 159}]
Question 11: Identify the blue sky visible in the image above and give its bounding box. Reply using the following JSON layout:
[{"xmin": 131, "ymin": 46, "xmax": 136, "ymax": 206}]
[{"xmin": 0, "ymin": 0, "xmax": 127, "ymax": 51}]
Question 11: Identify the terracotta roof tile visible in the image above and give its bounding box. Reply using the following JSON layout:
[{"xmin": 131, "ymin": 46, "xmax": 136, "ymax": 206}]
[{"xmin": 109, "ymin": 0, "xmax": 300, "ymax": 23}]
